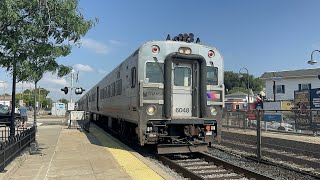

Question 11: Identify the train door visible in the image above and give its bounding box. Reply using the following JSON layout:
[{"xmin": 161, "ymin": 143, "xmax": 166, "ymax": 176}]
[
  {"xmin": 86, "ymin": 95, "xmax": 89, "ymax": 110},
  {"xmin": 172, "ymin": 62, "xmax": 194, "ymax": 117},
  {"xmin": 96, "ymin": 86, "xmax": 99, "ymax": 111}
]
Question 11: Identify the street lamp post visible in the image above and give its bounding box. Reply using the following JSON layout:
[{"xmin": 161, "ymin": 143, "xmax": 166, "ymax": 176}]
[
  {"xmin": 239, "ymin": 67, "xmax": 250, "ymax": 129},
  {"xmin": 308, "ymin": 50, "xmax": 320, "ymax": 136},
  {"xmin": 308, "ymin": 50, "xmax": 320, "ymax": 65}
]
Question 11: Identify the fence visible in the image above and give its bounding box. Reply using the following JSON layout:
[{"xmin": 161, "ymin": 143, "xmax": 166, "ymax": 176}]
[
  {"xmin": 221, "ymin": 109, "xmax": 320, "ymax": 163},
  {"xmin": 0, "ymin": 126, "xmax": 36, "ymax": 171},
  {"xmin": 223, "ymin": 109, "xmax": 320, "ymax": 134},
  {"xmin": 0, "ymin": 124, "xmax": 30, "ymax": 142}
]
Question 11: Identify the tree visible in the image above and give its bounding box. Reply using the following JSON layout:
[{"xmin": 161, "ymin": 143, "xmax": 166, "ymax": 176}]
[
  {"xmin": 227, "ymin": 86, "xmax": 248, "ymax": 94},
  {"xmin": 58, "ymin": 98, "xmax": 69, "ymax": 105},
  {"xmin": 16, "ymin": 88, "xmax": 51, "ymax": 108},
  {"xmin": 224, "ymin": 71, "xmax": 263, "ymax": 94},
  {"xmin": 0, "ymin": 0, "xmax": 96, "ymax": 135}
]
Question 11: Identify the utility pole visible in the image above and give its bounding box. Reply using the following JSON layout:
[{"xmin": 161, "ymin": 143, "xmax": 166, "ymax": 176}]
[{"xmin": 70, "ymin": 70, "xmax": 74, "ymax": 103}]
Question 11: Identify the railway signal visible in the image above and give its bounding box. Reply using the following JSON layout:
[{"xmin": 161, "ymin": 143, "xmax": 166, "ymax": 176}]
[
  {"xmin": 61, "ymin": 87, "xmax": 68, "ymax": 94},
  {"xmin": 75, "ymin": 87, "xmax": 85, "ymax": 95}
]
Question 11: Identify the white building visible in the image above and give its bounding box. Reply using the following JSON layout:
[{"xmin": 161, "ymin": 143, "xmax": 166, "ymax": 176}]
[{"xmin": 260, "ymin": 68, "xmax": 320, "ymax": 101}]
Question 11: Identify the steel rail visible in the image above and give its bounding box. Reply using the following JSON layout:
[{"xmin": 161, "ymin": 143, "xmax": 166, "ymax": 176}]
[
  {"xmin": 195, "ymin": 152, "xmax": 272, "ymax": 180},
  {"xmin": 157, "ymin": 152, "xmax": 272, "ymax": 180}
]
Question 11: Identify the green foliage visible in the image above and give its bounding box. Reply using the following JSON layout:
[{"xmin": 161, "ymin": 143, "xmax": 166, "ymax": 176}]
[
  {"xmin": 58, "ymin": 98, "xmax": 69, "ymax": 104},
  {"xmin": 0, "ymin": 0, "xmax": 97, "ymax": 82},
  {"xmin": 15, "ymin": 88, "xmax": 52, "ymax": 108},
  {"xmin": 224, "ymin": 71, "xmax": 263, "ymax": 94},
  {"xmin": 227, "ymin": 86, "xmax": 248, "ymax": 94}
]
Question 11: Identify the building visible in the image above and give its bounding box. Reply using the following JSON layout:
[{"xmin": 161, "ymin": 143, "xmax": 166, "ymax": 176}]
[
  {"xmin": 225, "ymin": 92, "xmax": 255, "ymax": 110},
  {"xmin": 0, "ymin": 95, "xmax": 12, "ymax": 107},
  {"xmin": 260, "ymin": 68, "xmax": 320, "ymax": 101}
]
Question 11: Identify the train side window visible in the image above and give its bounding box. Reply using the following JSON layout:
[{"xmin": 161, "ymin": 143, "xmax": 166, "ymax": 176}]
[
  {"xmin": 207, "ymin": 67, "xmax": 218, "ymax": 85},
  {"xmin": 115, "ymin": 80, "xmax": 121, "ymax": 95},
  {"xmin": 131, "ymin": 67, "xmax": 136, "ymax": 88},
  {"xmin": 100, "ymin": 89, "xmax": 103, "ymax": 99},
  {"xmin": 112, "ymin": 82, "xmax": 115, "ymax": 96},
  {"xmin": 108, "ymin": 85, "xmax": 111, "ymax": 98},
  {"xmin": 117, "ymin": 79, "xmax": 122, "ymax": 95},
  {"xmin": 146, "ymin": 62, "xmax": 163, "ymax": 83}
]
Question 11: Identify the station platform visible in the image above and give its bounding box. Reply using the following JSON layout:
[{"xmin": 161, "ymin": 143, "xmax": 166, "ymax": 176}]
[
  {"xmin": 2, "ymin": 118, "xmax": 174, "ymax": 180},
  {"xmin": 222, "ymin": 127, "xmax": 320, "ymax": 144}
]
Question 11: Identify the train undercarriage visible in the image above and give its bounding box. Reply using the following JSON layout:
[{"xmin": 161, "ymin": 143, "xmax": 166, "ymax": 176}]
[{"xmin": 92, "ymin": 113, "xmax": 217, "ymax": 154}]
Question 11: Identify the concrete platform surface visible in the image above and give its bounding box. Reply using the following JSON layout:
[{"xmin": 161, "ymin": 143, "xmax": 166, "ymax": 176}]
[{"xmin": 5, "ymin": 119, "xmax": 174, "ymax": 180}]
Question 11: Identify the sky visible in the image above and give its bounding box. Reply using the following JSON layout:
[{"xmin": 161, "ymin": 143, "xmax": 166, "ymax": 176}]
[{"xmin": 1, "ymin": 0, "xmax": 320, "ymax": 102}]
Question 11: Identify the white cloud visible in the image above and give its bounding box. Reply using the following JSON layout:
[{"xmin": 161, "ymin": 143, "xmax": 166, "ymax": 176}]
[
  {"xmin": 0, "ymin": 80, "xmax": 8, "ymax": 89},
  {"xmin": 40, "ymin": 75, "xmax": 68, "ymax": 86},
  {"xmin": 16, "ymin": 82, "xmax": 34, "ymax": 89},
  {"xmin": 80, "ymin": 38, "xmax": 108, "ymax": 54},
  {"xmin": 73, "ymin": 64, "xmax": 93, "ymax": 72},
  {"xmin": 108, "ymin": 40, "xmax": 122, "ymax": 45},
  {"xmin": 98, "ymin": 69, "xmax": 108, "ymax": 75}
]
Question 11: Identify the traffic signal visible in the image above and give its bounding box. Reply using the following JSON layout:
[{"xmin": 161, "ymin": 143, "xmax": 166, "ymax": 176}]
[
  {"xmin": 75, "ymin": 87, "xmax": 85, "ymax": 95},
  {"xmin": 61, "ymin": 87, "xmax": 68, "ymax": 94}
]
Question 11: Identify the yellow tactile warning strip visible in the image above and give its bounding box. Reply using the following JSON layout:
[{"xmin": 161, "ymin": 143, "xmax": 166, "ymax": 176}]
[
  {"xmin": 223, "ymin": 128, "xmax": 320, "ymax": 144},
  {"xmin": 91, "ymin": 126, "xmax": 164, "ymax": 180}
]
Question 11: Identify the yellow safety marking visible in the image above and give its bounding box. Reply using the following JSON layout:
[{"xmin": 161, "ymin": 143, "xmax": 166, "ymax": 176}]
[{"xmin": 91, "ymin": 126, "xmax": 164, "ymax": 180}]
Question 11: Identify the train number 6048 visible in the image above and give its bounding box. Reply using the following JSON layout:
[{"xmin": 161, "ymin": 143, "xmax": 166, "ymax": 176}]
[{"xmin": 175, "ymin": 108, "xmax": 190, "ymax": 113}]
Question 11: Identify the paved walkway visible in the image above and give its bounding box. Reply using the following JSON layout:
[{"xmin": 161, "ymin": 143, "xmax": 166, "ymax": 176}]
[
  {"xmin": 9, "ymin": 125, "xmax": 131, "ymax": 180},
  {"xmin": 6, "ymin": 119, "xmax": 173, "ymax": 180}
]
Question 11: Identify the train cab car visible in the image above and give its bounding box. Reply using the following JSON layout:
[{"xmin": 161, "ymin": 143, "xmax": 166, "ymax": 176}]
[{"xmin": 77, "ymin": 33, "xmax": 224, "ymax": 154}]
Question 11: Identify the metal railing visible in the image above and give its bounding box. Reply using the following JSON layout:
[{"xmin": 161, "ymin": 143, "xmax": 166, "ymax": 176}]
[
  {"xmin": 223, "ymin": 109, "xmax": 320, "ymax": 134},
  {"xmin": 221, "ymin": 109, "xmax": 320, "ymax": 166},
  {"xmin": 0, "ymin": 124, "xmax": 30, "ymax": 142},
  {"xmin": 0, "ymin": 126, "xmax": 36, "ymax": 171}
]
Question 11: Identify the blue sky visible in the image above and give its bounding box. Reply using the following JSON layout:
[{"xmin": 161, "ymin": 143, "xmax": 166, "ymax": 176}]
[{"xmin": 2, "ymin": 0, "xmax": 320, "ymax": 101}]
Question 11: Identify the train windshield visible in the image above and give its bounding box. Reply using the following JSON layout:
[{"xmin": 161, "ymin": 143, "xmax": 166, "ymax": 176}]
[
  {"xmin": 146, "ymin": 62, "xmax": 164, "ymax": 83},
  {"xmin": 174, "ymin": 67, "xmax": 191, "ymax": 86},
  {"xmin": 207, "ymin": 67, "xmax": 218, "ymax": 85}
]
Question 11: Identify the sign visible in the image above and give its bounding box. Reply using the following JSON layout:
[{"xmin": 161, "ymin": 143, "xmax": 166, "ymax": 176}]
[
  {"xmin": 263, "ymin": 114, "xmax": 282, "ymax": 122},
  {"xmin": 67, "ymin": 102, "xmax": 75, "ymax": 111},
  {"xmin": 281, "ymin": 100, "xmax": 294, "ymax": 111},
  {"xmin": 263, "ymin": 101, "xmax": 281, "ymax": 110},
  {"xmin": 70, "ymin": 111, "xmax": 85, "ymax": 120},
  {"xmin": 294, "ymin": 90, "xmax": 310, "ymax": 104},
  {"xmin": 310, "ymin": 88, "xmax": 320, "ymax": 109},
  {"xmin": 296, "ymin": 114, "xmax": 312, "ymax": 130},
  {"xmin": 311, "ymin": 111, "xmax": 320, "ymax": 131},
  {"xmin": 58, "ymin": 103, "xmax": 65, "ymax": 109},
  {"xmin": 263, "ymin": 101, "xmax": 282, "ymax": 122}
]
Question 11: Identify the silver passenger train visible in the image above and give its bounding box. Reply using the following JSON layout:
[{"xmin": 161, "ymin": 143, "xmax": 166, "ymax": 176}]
[{"xmin": 77, "ymin": 34, "xmax": 224, "ymax": 154}]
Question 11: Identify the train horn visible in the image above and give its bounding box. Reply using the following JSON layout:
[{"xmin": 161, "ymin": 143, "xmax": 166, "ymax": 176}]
[{"xmin": 166, "ymin": 34, "xmax": 171, "ymax": 40}]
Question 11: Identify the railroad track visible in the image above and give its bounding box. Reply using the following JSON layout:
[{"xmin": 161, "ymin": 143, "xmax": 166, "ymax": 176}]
[
  {"xmin": 158, "ymin": 152, "xmax": 272, "ymax": 180},
  {"xmin": 216, "ymin": 132, "xmax": 320, "ymax": 178}
]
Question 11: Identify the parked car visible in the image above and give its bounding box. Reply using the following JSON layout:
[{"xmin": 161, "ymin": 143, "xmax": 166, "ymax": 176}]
[{"xmin": 0, "ymin": 105, "xmax": 21, "ymax": 126}]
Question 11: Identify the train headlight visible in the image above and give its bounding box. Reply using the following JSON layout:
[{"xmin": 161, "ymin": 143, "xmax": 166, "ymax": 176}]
[
  {"xmin": 209, "ymin": 106, "xmax": 217, "ymax": 116},
  {"xmin": 147, "ymin": 105, "xmax": 157, "ymax": 115},
  {"xmin": 178, "ymin": 47, "xmax": 192, "ymax": 55}
]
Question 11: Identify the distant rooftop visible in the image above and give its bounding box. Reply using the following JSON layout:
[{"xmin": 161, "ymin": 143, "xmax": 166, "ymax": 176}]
[
  {"xmin": 260, "ymin": 68, "xmax": 320, "ymax": 79},
  {"xmin": 0, "ymin": 95, "xmax": 12, "ymax": 101}
]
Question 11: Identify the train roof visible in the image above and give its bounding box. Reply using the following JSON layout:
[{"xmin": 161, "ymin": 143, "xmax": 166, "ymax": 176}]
[{"xmin": 77, "ymin": 39, "xmax": 223, "ymax": 102}]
